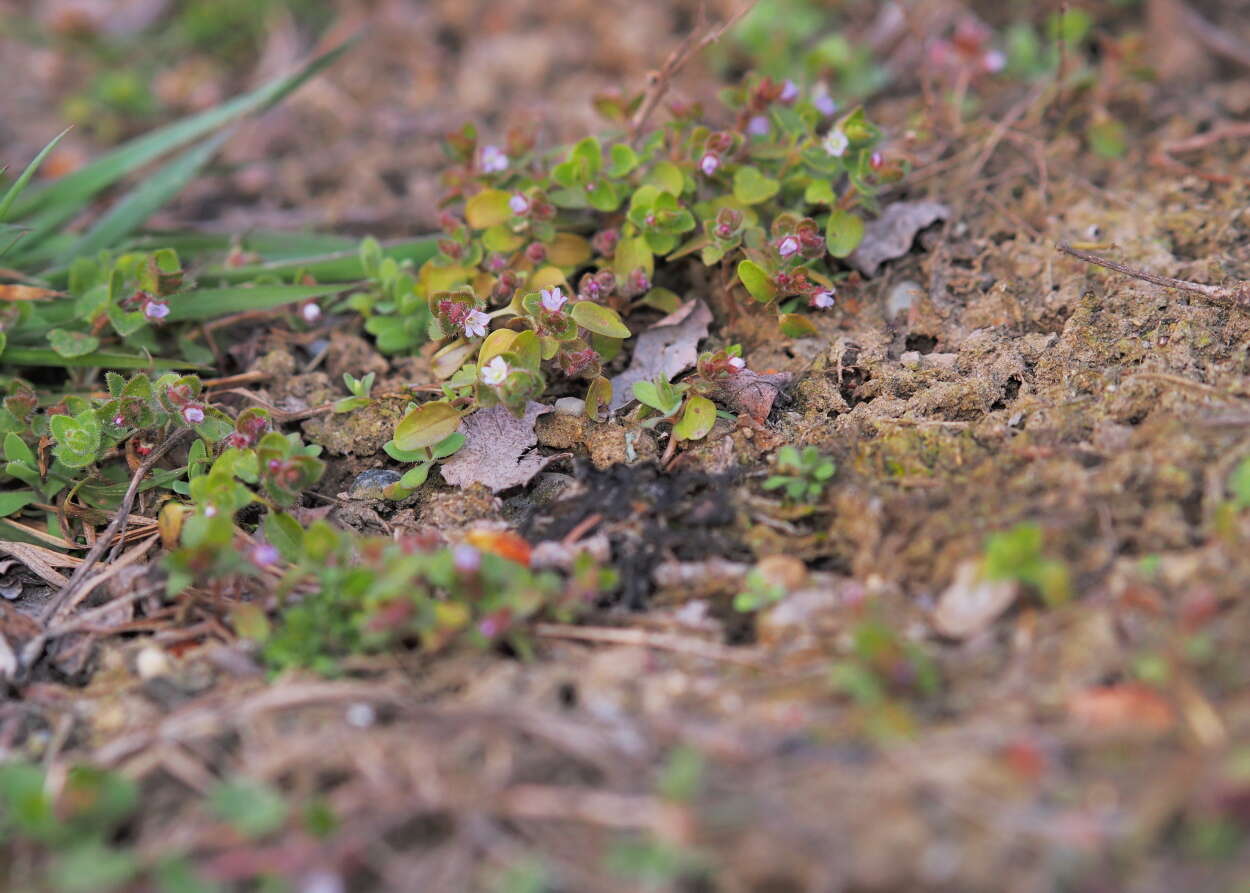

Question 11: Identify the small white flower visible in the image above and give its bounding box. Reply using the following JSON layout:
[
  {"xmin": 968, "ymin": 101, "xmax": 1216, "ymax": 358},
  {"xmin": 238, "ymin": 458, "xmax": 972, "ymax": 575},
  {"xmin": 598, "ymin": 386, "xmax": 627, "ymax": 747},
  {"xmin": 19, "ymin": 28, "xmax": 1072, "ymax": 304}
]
[
  {"xmin": 811, "ymin": 290, "xmax": 836, "ymax": 309},
  {"xmin": 453, "ymin": 543, "xmax": 482, "ymax": 573},
  {"xmin": 464, "ymin": 309, "xmax": 490, "ymax": 339},
  {"xmin": 779, "ymin": 79, "xmax": 799, "ymax": 103},
  {"xmin": 982, "ymin": 49, "xmax": 1006, "ymax": 73},
  {"xmin": 301, "ymin": 302, "xmax": 322, "ymax": 323},
  {"xmin": 778, "ymin": 236, "xmax": 800, "ymax": 258},
  {"xmin": 143, "ymin": 300, "xmax": 170, "ymax": 322},
  {"xmin": 540, "ymin": 287, "xmax": 567, "ymax": 313},
  {"xmin": 747, "ymin": 115, "xmax": 771, "ymax": 136},
  {"xmin": 203, "ymin": 505, "xmax": 217, "ymax": 518},
  {"xmin": 480, "ymin": 355, "xmax": 510, "ymax": 386},
  {"xmin": 479, "ymin": 144, "xmax": 508, "ymax": 173},
  {"xmin": 508, "ymin": 193, "xmax": 529, "ymax": 215},
  {"xmin": 251, "ymin": 544, "xmax": 279, "ymax": 566},
  {"xmin": 822, "ymin": 127, "xmax": 849, "ymax": 157},
  {"xmin": 182, "ymin": 405, "xmax": 205, "ymax": 424},
  {"xmin": 728, "ymin": 356, "xmax": 747, "ymax": 371},
  {"xmin": 699, "ymin": 153, "xmax": 720, "ymax": 176}
]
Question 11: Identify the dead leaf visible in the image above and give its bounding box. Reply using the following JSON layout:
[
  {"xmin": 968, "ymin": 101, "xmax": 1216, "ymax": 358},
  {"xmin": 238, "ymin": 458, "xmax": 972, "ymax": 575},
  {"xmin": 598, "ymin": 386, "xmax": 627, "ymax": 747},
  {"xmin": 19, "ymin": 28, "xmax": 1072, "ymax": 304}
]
[
  {"xmin": 609, "ymin": 300, "xmax": 712, "ymax": 412},
  {"xmin": 441, "ymin": 403, "xmax": 567, "ymax": 493},
  {"xmin": 0, "ymin": 541, "xmax": 78, "ymax": 588},
  {"xmin": 931, "ymin": 560, "xmax": 1019, "ymax": 639},
  {"xmin": 0, "ymin": 285, "xmax": 61, "ymax": 302},
  {"xmin": 710, "ymin": 369, "xmax": 791, "ymax": 422},
  {"xmin": 848, "ymin": 200, "xmax": 950, "ymax": 277},
  {"xmin": 1068, "ymin": 684, "xmax": 1175, "ymax": 735}
]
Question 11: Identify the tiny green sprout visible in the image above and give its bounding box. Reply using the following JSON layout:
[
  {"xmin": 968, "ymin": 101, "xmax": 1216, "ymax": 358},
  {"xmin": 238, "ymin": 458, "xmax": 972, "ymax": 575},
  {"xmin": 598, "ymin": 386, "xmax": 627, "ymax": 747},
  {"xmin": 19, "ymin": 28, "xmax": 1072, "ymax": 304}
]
[
  {"xmin": 763, "ymin": 445, "xmax": 836, "ymax": 503},
  {"xmin": 981, "ymin": 522, "xmax": 1071, "ymax": 607},
  {"xmin": 733, "ymin": 567, "xmax": 788, "ymax": 612},
  {"xmin": 334, "ymin": 372, "xmax": 375, "ymax": 413}
]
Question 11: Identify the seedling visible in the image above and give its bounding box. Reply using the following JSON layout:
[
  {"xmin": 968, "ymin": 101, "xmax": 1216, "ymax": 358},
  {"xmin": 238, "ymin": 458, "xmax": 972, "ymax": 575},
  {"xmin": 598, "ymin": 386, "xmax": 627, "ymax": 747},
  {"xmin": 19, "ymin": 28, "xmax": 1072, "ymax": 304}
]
[
  {"xmin": 334, "ymin": 372, "xmax": 376, "ymax": 413},
  {"xmin": 763, "ymin": 445, "xmax": 836, "ymax": 503}
]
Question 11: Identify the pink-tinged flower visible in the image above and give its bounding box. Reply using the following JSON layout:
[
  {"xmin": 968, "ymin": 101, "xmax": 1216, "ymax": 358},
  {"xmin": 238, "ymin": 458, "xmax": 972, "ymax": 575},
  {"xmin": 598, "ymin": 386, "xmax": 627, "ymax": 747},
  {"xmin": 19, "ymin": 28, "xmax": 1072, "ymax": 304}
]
[
  {"xmin": 142, "ymin": 300, "xmax": 170, "ymax": 322},
  {"xmin": 823, "ymin": 127, "xmax": 848, "ymax": 157},
  {"xmin": 479, "ymin": 144, "xmax": 508, "ymax": 173},
  {"xmin": 464, "ymin": 309, "xmax": 490, "ymax": 339},
  {"xmin": 982, "ymin": 49, "xmax": 1006, "ymax": 73},
  {"xmin": 779, "ymin": 79, "xmax": 799, "ymax": 103},
  {"xmin": 509, "ymin": 193, "xmax": 530, "ymax": 215},
  {"xmin": 480, "ymin": 355, "xmax": 510, "ymax": 386},
  {"xmin": 747, "ymin": 115, "xmax": 771, "ymax": 136},
  {"xmin": 699, "ymin": 153, "xmax": 720, "ymax": 176},
  {"xmin": 203, "ymin": 505, "xmax": 217, "ymax": 517},
  {"xmin": 778, "ymin": 235, "xmax": 800, "ymax": 258},
  {"xmin": 870, "ymin": 151, "xmax": 885, "ymax": 170},
  {"xmin": 812, "ymin": 86, "xmax": 838, "ymax": 117},
  {"xmin": 453, "ymin": 543, "xmax": 481, "ymax": 574},
  {"xmin": 182, "ymin": 405, "xmax": 205, "ymax": 424},
  {"xmin": 251, "ymin": 544, "xmax": 280, "ymax": 567},
  {"xmin": 728, "ymin": 356, "xmax": 747, "ymax": 371},
  {"xmin": 540, "ymin": 287, "xmax": 567, "ymax": 312},
  {"xmin": 811, "ymin": 290, "xmax": 836, "ymax": 309},
  {"xmin": 301, "ymin": 302, "xmax": 322, "ymax": 323},
  {"xmin": 112, "ymin": 415, "xmax": 125, "ymax": 427}
]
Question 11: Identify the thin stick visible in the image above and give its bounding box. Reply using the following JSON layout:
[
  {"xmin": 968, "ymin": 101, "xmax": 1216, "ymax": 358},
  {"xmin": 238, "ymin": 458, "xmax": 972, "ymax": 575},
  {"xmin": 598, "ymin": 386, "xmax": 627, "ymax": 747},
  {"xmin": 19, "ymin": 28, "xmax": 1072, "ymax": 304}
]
[
  {"xmin": 628, "ymin": 1, "xmax": 758, "ymax": 144},
  {"xmin": 37, "ymin": 429, "xmax": 191, "ymax": 626},
  {"xmin": 534, "ymin": 622, "xmax": 763, "ymax": 668},
  {"xmin": 1057, "ymin": 242, "xmax": 1250, "ymax": 309}
]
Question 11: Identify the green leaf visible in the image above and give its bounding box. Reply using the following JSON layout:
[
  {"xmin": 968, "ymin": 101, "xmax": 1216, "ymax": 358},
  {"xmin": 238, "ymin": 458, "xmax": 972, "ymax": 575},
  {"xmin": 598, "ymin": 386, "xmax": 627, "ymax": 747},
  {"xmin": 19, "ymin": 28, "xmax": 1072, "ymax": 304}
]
[
  {"xmin": 631, "ymin": 380, "xmax": 663, "ymax": 412},
  {"xmin": 736, "ymin": 259, "xmax": 776, "ymax": 303},
  {"xmin": 209, "ymin": 778, "xmax": 289, "ymax": 839},
  {"xmin": 0, "ymin": 347, "xmax": 197, "ymax": 369},
  {"xmin": 0, "ymin": 489, "xmax": 35, "ymax": 518},
  {"xmin": 732, "ymin": 166, "xmax": 780, "ymax": 205},
  {"xmin": 399, "ymin": 463, "xmax": 431, "ymax": 489},
  {"xmin": 4, "ymin": 433, "xmax": 36, "ymax": 466},
  {"xmin": 585, "ymin": 376, "xmax": 611, "ymax": 419},
  {"xmin": 571, "ymin": 301, "xmax": 631, "ymax": 338},
  {"xmin": 646, "ymin": 160, "xmax": 685, "ymax": 196},
  {"xmin": 393, "ymin": 401, "xmax": 462, "ymax": 451},
  {"xmin": 779, "ymin": 313, "xmax": 819, "ymax": 338},
  {"xmin": 48, "ymin": 841, "xmax": 137, "ymax": 893},
  {"xmin": 825, "ymin": 208, "xmax": 865, "ymax": 258},
  {"xmin": 166, "ymin": 284, "xmax": 341, "ymax": 321},
  {"xmin": 673, "ymin": 395, "xmax": 716, "ymax": 441},
  {"xmin": 0, "ymin": 126, "xmax": 70, "ymax": 223},
  {"xmin": 465, "ymin": 189, "xmax": 514, "ymax": 229},
  {"xmin": 1087, "ymin": 119, "xmax": 1127, "ymax": 159},
  {"xmin": 49, "ymin": 410, "xmax": 101, "ymax": 469},
  {"xmin": 47, "ymin": 329, "xmax": 101, "ymax": 358},
  {"xmin": 430, "ymin": 431, "xmax": 466, "ymax": 459},
  {"xmin": 264, "ymin": 511, "xmax": 304, "ymax": 563},
  {"xmin": 612, "ymin": 234, "xmax": 654, "ymax": 280},
  {"xmin": 804, "ymin": 179, "xmax": 835, "ymax": 205},
  {"xmin": 608, "ymin": 143, "xmax": 639, "ymax": 177}
]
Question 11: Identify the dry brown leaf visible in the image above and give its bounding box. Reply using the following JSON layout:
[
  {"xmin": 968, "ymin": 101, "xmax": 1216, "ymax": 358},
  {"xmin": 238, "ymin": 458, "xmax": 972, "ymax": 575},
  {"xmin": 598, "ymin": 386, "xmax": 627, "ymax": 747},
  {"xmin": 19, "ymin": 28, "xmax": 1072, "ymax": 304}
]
[
  {"xmin": 848, "ymin": 200, "xmax": 950, "ymax": 277},
  {"xmin": 441, "ymin": 403, "xmax": 567, "ymax": 493},
  {"xmin": 931, "ymin": 560, "xmax": 1019, "ymax": 639},
  {"xmin": 1068, "ymin": 684, "xmax": 1175, "ymax": 735},
  {"xmin": 609, "ymin": 300, "xmax": 712, "ymax": 412},
  {"xmin": 0, "ymin": 541, "xmax": 79, "ymax": 588},
  {"xmin": 0, "ymin": 285, "xmax": 61, "ymax": 302},
  {"xmin": 710, "ymin": 369, "xmax": 791, "ymax": 422}
]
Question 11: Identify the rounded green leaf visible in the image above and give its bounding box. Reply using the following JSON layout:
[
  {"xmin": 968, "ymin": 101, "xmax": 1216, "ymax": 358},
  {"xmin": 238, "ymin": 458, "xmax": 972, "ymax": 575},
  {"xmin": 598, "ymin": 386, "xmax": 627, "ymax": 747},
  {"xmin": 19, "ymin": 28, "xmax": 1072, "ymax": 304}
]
[
  {"xmin": 48, "ymin": 329, "xmax": 101, "ymax": 358},
  {"xmin": 732, "ymin": 166, "xmax": 780, "ymax": 205},
  {"xmin": 737, "ymin": 260, "xmax": 777, "ymax": 303},
  {"xmin": 465, "ymin": 189, "xmax": 513, "ymax": 229},
  {"xmin": 825, "ymin": 208, "xmax": 865, "ymax": 258},
  {"xmin": 673, "ymin": 396, "xmax": 716, "ymax": 442},
  {"xmin": 572, "ymin": 301, "xmax": 631, "ymax": 339},
  {"xmin": 393, "ymin": 401, "xmax": 463, "ymax": 451},
  {"xmin": 779, "ymin": 313, "xmax": 819, "ymax": 338}
]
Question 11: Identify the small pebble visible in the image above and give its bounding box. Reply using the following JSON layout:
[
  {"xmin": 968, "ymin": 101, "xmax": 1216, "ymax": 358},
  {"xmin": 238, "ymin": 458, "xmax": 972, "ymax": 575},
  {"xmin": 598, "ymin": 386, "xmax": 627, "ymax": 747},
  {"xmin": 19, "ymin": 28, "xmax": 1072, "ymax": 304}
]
[
  {"xmin": 347, "ymin": 468, "xmax": 402, "ymax": 500},
  {"xmin": 554, "ymin": 396, "xmax": 585, "ymax": 417},
  {"xmin": 135, "ymin": 645, "xmax": 172, "ymax": 680},
  {"xmin": 887, "ymin": 280, "xmax": 924, "ymax": 318}
]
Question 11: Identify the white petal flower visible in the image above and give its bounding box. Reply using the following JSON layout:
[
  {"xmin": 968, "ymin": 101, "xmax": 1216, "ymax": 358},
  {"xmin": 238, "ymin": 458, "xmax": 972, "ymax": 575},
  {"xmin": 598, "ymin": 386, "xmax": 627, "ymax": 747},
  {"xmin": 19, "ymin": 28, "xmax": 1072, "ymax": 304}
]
[
  {"xmin": 464, "ymin": 309, "xmax": 490, "ymax": 339},
  {"xmin": 509, "ymin": 193, "xmax": 529, "ymax": 215},
  {"xmin": 728, "ymin": 356, "xmax": 747, "ymax": 371},
  {"xmin": 823, "ymin": 127, "xmax": 849, "ymax": 157},
  {"xmin": 778, "ymin": 236, "xmax": 800, "ymax": 258},
  {"xmin": 811, "ymin": 290, "xmax": 836, "ymax": 309},
  {"xmin": 540, "ymin": 287, "xmax": 567, "ymax": 312},
  {"xmin": 480, "ymin": 355, "xmax": 510, "ymax": 386},
  {"xmin": 779, "ymin": 79, "xmax": 799, "ymax": 103},
  {"xmin": 700, "ymin": 153, "xmax": 720, "ymax": 176}
]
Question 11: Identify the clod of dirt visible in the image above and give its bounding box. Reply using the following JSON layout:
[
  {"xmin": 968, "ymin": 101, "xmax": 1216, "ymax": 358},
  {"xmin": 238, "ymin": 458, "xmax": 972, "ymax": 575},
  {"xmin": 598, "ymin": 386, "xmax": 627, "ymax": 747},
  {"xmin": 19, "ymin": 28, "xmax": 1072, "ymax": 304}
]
[
  {"xmin": 302, "ymin": 397, "xmax": 408, "ymax": 456},
  {"xmin": 849, "ymin": 200, "xmax": 949, "ymax": 276},
  {"xmin": 583, "ymin": 420, "xmax": 658, "ymax": 469},
  {"xmin": 324, "ymin": 332, "xmax": 389, "ymax": 381},
  {"xmin": 535, "ymin": 411, "xmax": 586, "ymax": 449}
]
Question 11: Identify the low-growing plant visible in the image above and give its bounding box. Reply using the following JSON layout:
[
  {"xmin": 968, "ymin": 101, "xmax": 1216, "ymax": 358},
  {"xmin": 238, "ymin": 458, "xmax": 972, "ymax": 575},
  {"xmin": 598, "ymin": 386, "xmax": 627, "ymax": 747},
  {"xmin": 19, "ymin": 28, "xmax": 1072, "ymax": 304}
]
[
  {"xmin": 763, "ymin": 444, "xmax": 835, "ymax": 503},
  {"xmin": 981, "ymin": 522, "xmax": 1071, "ymax": 606},
  {"xmin": 387, "ymin": 73, "xmax": 893, "ymax": 471}
]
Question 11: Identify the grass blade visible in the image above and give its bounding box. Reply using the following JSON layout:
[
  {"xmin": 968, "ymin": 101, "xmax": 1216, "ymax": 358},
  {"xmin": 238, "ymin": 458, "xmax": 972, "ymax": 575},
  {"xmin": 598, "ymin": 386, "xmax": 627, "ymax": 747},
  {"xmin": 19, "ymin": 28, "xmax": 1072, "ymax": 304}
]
[
  {"xmin": 202, "ymin": 236, "xmax": 439, "ymax": 283},
  {"xmin": 166, "ymin": 283, "xmax": 344, "ymax": 321},
  {"xmin": 0, "ymin": 347, "xmax": 201, "ymax": 369},
  {"xmin": 5, "ymin": 36, "xmax": 357, "ymax": 233},
  {"xmin": 58, "ymin": 131, "xmax": 230, "ymax": 263},
  {"xmin": 0, "ymin": 127, "xmax": 71, "ymax": 223}
]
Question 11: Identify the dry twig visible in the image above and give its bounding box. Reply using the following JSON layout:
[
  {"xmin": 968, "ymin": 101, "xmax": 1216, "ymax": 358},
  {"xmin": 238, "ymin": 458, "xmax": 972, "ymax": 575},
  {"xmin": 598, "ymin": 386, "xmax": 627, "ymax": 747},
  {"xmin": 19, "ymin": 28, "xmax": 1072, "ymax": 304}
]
[{"xmin": 1058, "ymin": 242, "xmax": 1250, "ymax": 310}]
